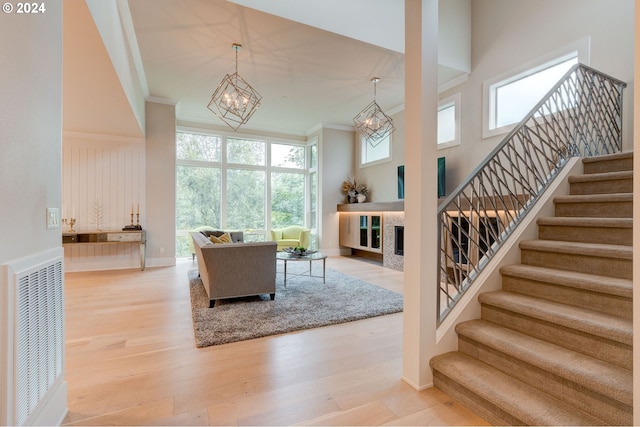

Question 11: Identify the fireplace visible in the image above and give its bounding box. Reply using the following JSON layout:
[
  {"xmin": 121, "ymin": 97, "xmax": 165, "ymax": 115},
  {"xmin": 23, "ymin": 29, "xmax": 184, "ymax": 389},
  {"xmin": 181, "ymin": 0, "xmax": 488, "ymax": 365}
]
[{"xmin": 394, "ymin": 226, "xmax": 404, "ymax": 256}]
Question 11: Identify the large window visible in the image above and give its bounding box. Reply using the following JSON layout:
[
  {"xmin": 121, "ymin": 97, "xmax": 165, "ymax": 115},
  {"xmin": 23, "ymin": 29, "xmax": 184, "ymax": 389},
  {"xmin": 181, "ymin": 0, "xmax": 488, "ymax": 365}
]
[
  {"xmin": 484, "ymin": 52, "xmax": 580, "ymax": 137},
  {"xmin": 176, "ymin": 131, "xmax": 311, "ymax": 257}
]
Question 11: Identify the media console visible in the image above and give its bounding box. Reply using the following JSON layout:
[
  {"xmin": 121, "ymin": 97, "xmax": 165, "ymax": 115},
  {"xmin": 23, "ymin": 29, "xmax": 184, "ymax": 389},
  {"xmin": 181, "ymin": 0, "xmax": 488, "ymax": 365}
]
[{"xmin": 62, "ymin": 230, "xmax": 146, "ymax": 270}]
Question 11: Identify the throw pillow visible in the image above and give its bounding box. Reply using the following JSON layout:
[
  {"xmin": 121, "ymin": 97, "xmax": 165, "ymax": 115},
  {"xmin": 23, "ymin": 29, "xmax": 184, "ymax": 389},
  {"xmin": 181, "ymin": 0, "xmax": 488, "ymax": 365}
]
[
  {"xmin": 218, "ymin": 232, "xmax": 233, "ymax": 243},
  {"xmin": 209, "ymin": 235, "xmax": 225, "ymax": 244}
]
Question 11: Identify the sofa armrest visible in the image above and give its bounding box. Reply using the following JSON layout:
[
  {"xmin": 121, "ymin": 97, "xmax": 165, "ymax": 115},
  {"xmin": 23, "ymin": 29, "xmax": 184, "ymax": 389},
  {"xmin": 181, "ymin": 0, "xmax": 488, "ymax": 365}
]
[{"xmin": 299, "ymin": 229, "xmax": 311, "ymax": 249}]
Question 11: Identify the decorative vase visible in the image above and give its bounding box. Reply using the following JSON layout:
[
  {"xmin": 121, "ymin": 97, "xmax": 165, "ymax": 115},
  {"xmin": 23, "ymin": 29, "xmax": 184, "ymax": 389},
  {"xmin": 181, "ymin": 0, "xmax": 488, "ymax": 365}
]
[{"xmin": 357, "ymin": 194, "xmax": 366, "ymax": 203}]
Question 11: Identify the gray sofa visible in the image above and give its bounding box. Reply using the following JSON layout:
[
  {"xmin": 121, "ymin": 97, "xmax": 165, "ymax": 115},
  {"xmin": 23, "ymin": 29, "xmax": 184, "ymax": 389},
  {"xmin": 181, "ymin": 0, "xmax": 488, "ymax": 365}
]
[{"xmin": 192, "ymin": 232, "xmax": 277, "ymax": 307}]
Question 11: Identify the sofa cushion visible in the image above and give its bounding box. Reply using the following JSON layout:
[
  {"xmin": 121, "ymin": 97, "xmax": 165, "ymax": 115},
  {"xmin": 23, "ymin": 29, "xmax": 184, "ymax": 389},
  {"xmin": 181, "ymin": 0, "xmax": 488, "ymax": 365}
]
[{"xmin": 278, "ymin": 239, "xmax": 300, "ymax": 248}]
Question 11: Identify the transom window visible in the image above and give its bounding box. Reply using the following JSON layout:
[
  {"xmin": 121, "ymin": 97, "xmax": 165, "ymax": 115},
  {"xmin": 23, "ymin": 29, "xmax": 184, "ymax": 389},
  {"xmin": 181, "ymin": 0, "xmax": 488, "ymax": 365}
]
[
  {"xmin": 360, "ymin": 134, "xmax": 391, "ymax": 167},
  {"xmin": 484, "ymin": 51, "xmax": 581, "ymax": 138},
  {"xmin": 438, "ymin": 92, "xmax": 461, "ymax": 149}
]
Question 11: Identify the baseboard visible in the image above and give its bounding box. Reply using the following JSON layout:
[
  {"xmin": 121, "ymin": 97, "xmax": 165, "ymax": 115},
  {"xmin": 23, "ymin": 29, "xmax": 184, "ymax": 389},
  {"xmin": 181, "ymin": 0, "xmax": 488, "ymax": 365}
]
[
  {"xmin": 351, "ymin": 249, "xmax": 383, "ymax": 262},
  {"xmin": 23, "ymin": 377, "xmax": 67, "ymax": 426}
]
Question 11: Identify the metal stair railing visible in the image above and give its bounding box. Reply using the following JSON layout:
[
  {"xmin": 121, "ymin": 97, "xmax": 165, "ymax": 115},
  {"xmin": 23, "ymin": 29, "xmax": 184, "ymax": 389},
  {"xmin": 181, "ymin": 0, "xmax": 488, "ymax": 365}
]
[{"xmin": 437, "ymin": 64, "xmax": 627, "ymax": 325}]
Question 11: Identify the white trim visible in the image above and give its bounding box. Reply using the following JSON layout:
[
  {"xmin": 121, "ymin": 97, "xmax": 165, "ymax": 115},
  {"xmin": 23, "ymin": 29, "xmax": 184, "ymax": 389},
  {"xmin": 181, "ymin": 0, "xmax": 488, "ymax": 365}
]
[
  {"xmin": 22, "ymin": 377, "xmax": 67, "ymax": 427},
  {"xmin": 178, "ymin": 115, "xmax": 310, "ymax": 138},
  {"xmin": 482, "ymin": 37, "xmax": 591, "ymax": 139},
  {"xmin": 116, "ymin": 0, "xmax": 149, "ymax": 98},
  {"xmin": 176, "ymin": 125, "xmax": 307, "ymax": 146},
  {"xmin": 306, "ymin": 122, "xmax": 355, "ymax": 135},
  {"xmin": 438, "ymin": 72, "xmax": 469, "ymax": 93},
  {"xmin": 146, "ymin": 96, "xmax": 179, "ymax": 106},
  {"xmin": 63, "ymin": 130, "xmax": 145, "ymax": 144}
]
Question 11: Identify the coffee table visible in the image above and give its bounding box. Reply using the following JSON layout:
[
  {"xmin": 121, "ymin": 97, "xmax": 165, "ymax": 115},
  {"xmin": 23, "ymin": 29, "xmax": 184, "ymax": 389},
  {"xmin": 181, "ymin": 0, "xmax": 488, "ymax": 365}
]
[{"xmin": 276, "ymin": 251, "xmax": 327, "ymax": 287}]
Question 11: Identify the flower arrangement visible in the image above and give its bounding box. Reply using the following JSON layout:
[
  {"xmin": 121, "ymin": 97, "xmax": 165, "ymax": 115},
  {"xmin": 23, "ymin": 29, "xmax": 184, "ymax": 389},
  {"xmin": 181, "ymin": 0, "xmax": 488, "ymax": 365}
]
[{"xmin": 341, "ymin": 176, "xmax": 369, "ymax": 203}]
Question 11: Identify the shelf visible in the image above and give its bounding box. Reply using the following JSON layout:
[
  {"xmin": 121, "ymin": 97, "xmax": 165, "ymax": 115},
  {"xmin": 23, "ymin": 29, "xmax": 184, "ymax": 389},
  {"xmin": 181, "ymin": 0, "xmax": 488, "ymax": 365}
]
[{"xmin": 337, "ymin": 201, "xmax": 404, "ymax": 212}]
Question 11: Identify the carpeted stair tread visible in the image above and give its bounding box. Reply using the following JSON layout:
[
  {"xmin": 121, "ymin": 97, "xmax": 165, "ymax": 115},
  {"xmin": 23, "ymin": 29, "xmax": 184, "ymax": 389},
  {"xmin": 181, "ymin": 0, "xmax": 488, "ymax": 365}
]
[
  {"xmin": 430, "ymin": 352, "xmax": 605, "ymax": 426},
  {"xmin": 554, "ymin": 192, "xmax": 633, "ymax": 204},
  {"xmin": 519, "ymin": 239, "xmax": 632, "ymax": 260},
  {"xmin": 456, "ymin": 319, "xmax": 632, "ymax": 405},
  {"xmin": 537, "ymin": 216, "xmax": 633, "ymax": 229},
  {"xmin": 500, "ymin": 264, "xmax": 632, "ymax": 298},
  {"xmin": 568, "ymin": 169, "xmax": 633, "ymax": 183},
  {"xmin": 478, "ymin": 291, "xmax": 632, "ymax": 345},
  {"xmin": 536, "ymin": 216, "xmax": 633, "ymax": 246},
  {"xmin": 582, "ymin": 151, "xmax": 633, "ymax": 174}
]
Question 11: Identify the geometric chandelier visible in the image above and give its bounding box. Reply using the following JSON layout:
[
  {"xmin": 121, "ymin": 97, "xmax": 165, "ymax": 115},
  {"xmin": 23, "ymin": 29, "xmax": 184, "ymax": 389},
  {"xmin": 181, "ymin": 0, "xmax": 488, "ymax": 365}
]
[
  {"xmin": 207, "ymin": 43, "xmax": 262, "ymax": 131},
  {"xmin": 353, "ymin": 77, "xmax": 396, "ymax": 147}
]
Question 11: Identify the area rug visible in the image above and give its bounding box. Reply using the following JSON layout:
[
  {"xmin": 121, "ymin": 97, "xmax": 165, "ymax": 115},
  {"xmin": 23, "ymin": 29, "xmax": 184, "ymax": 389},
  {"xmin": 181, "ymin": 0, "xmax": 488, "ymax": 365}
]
[{"xmin": 188, "ymin": 264, "xmax": 403, "ymax": 347}]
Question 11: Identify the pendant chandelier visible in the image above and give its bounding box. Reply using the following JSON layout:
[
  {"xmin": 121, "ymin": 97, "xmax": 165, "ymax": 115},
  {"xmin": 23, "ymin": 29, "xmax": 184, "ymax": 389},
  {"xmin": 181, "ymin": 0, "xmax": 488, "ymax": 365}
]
[
  {"xmin": 353, "ymin": 77, "xmax": 396, "ymax": 147},
  {"xmin": 207, "ymin": 43, "xmax": 262, "ymax": 131}
]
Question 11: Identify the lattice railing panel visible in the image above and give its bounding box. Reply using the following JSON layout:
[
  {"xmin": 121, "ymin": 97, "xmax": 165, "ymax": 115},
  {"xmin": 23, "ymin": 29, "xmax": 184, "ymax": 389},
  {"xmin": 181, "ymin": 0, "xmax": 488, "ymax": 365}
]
[{"xmin": 437, "ymin": 64, "xmax": 626, "ymax": 324}]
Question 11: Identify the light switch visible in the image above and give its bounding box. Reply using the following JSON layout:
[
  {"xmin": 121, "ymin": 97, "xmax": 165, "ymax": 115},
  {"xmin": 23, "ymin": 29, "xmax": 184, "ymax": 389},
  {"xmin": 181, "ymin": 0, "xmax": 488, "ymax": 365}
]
[{"xmin": 47, "ymin": 208, "xmax": 60, "ymax": 229}]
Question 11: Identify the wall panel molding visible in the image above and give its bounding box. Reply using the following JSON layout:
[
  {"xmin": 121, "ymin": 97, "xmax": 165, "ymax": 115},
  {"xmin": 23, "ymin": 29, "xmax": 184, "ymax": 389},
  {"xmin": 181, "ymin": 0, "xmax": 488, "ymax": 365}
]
[{"xmin": 63, "ymin": 135, "xmax": 145, "ymax": 272}]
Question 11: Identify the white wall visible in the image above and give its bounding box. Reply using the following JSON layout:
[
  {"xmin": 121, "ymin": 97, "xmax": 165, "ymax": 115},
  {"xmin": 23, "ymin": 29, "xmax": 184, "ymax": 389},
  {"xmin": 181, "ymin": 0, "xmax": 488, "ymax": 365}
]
[
  {"xmin": 0, "ymin": 5, "xmax": 63, "ymax": 261},
  {"xmin": 0, "ymin": 1, "xmax": 67, "ymax": 424},
  {"xmin": 356, "ymin": 111, "xmax": 406, "ymax": 202},
  {"xmin": 317, "ymin": 126, "xmax": 355, "ymax": 254},
  {"xmin": 358, "ymin": 0, "xmax": 634, "ymax": 201},
  {"xmin": 441, "ymin": 0, "xmax": 635, "ymax": 188},
  {"xmin": 85, "ymin": 0, "xmax": 147, "ymax": 135}
]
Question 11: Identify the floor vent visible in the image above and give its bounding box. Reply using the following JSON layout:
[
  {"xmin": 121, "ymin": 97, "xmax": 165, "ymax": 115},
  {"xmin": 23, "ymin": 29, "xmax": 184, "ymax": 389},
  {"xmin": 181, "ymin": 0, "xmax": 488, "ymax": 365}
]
[{"xmin": 2, "ymin": 248, "xmax": 65, "ymax": 426}]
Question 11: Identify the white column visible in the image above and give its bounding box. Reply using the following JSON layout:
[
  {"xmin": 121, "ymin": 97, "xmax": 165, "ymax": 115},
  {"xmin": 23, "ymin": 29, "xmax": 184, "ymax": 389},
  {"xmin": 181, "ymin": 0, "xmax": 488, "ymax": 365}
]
[{"xmin": 402, "ymin": 0, "xmax": 439, "ymax": 389}]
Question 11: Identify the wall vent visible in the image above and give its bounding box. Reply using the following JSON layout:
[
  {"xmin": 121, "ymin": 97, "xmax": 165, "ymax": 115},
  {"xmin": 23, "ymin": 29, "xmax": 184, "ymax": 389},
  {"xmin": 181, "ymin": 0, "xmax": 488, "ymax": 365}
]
[{"xmin": 2, "ymin": 248, "xmax": 66, "ymax": 426}]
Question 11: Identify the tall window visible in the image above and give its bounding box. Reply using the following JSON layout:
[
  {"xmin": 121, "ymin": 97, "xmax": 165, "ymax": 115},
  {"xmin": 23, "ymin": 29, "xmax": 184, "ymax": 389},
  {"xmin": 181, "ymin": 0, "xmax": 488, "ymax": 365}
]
[
  {"xmin": 308, "ymin": 141, "xmax": 318, "ymax": 249},
  {"xmin": 176, "ymin": 131, "xmax": 310, "ymax": 256},
  {"xmin": 484, "ymin": 53, "xmax": 579, "ymax": 137},
  {"xmin": 270, "ymin": 143, "xmax": 305, "ymax": 229}
]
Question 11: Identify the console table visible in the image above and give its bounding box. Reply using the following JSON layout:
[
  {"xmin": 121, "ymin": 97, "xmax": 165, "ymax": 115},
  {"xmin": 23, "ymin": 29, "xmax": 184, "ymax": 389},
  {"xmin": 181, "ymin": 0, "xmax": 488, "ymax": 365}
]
[{"xmin": 62, "ymin": 230, "xmax": 146, "ymax": 270}]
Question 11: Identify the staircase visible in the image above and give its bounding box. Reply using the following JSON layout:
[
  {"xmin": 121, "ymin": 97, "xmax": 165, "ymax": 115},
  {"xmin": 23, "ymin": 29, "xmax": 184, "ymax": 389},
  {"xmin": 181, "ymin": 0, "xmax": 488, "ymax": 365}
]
[{"xmin": 430, "ymin": 152, "xmax": 633, "ymax": 426}]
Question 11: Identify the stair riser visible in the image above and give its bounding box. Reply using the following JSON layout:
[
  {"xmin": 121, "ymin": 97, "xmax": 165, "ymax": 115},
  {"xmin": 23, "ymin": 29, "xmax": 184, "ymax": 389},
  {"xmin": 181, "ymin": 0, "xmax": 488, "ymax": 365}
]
[
  {"xmin": 569, "ymin": 178, "xmax": 632, "ymax": 195},
  {"xmin": 554, "ymin": 201, "xmax": 632, "ymax": 218},
  {"xmin": 458, "ymin": 337, "xmax": 632, "ymax": 426},
  {"xmin": 583, "ymin": 158, "xmax": 633, "ymax": 174},
  {"xmin": 538, "ymin": 224, "xmax": 632, "ymax": 246},
  {"xmin": 520, "ymin": 249, "xmax": 632, "ymax": 280},
  {"xmin": 501, "ymin": 275, "xmax": 632, "ymax": 319},
  {"xmin": 480, "ymin": 304, "xmax": 632, "ymax": 369},
  {"xmin": 432, "ymin": 371, "xmax": 519, "ymax": 426}
]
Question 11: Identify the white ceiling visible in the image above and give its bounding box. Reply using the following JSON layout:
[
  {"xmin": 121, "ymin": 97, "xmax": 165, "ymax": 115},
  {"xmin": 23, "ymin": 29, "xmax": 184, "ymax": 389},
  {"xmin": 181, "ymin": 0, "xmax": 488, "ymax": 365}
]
[
  {"xmin": 127, "ymin": 0, "xmax": 414, "ymax": 135},
  {"xmin": 64, "ymin": 1, "xmax": 466, "ymax": 137}
]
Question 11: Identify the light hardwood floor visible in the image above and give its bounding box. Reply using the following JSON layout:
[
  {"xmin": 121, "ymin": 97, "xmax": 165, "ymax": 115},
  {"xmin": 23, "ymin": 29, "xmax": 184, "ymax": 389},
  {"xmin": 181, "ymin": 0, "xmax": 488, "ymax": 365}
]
[{"xmin": 63, "ymin": 256, "xmax": 489, "ymax": 426}]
